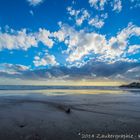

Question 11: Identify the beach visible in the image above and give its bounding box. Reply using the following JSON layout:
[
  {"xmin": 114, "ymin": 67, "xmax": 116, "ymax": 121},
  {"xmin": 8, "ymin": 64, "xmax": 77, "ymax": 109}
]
[{"xmin": 0, "ymin": 88, "xmax": 140, "ymax": 140}]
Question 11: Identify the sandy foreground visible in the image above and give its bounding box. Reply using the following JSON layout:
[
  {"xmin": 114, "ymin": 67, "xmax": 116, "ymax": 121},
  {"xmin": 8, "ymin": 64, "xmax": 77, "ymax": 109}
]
[{"xmin": 0, "ymin": 89, "xmax": 140, "ymax": 140}]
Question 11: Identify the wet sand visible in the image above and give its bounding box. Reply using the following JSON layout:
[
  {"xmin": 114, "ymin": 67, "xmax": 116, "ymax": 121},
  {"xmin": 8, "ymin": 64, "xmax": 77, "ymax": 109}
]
[{"xmin": 0, "ymin": 89, "xmax": 140, "ymax": 140}]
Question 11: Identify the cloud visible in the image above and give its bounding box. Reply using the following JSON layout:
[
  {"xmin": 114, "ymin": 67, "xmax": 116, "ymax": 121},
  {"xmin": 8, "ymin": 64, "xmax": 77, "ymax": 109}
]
[
  {"xmin": 54, "ymin": 23, "xmax": 140, "ymax": 64},
  {"xmin": 1, "ymin": 61, "xmax": 139, "ymax": 82},
  {"xmin": 37, "ymin": 29, "xmax": 54, "ymax": 48},
  {"xmin": 67, "ymin": 32, "xmax": 107, "ymax": 62},
  {"xmin": 89, "ymin": 0, "xmax": 107, "ymax": 10},
  {"xmin": 0, "ymin": 29, "xmax": 37, "ymax": 50},
  {"xmin": 88, "ymin": 13, "xmax": 108, "ymax": 28},
  {"xmin": 33, "ymin": 52, "xmax": 59, "ymax": 67},
  {"xmin": 127, "ymin": 45, "xmax": 140, "ymax": 54},
  {"xmin": 0, "ymin": 63, "xmax": 29, "ymax": 75},
  {"xmin": 27, "ymin": 0, "xmax": 44, "ymax": 6},
  {"xmin": 67, "ymin": 6, "xmax": 107, "ymax": 28},
  {"xmin": 107, "ymin": 23, "xmax": 140, "ymax": 59},
  {"xmin": 67, "ymin": 6, "xmax": 80, "ymax": 17},
  {"xmin": 89, "ymin": 0, "xmax": 122, "ymax": 13},
  {"xmin": 53, "ymin": 30, "xmax": 65, "ymax": 42},
  {"xmin": 55, "ymin": 24, "xmax": 108, "ymax": 63},
  {"xmin": 67, "ymin": 7, "xmax": 90, "ymax": 26},
  {"xmin": 123, "ymin": 66, "xmax": 140, "ymax": 80},
  {"xmin": 29, "ymin": 10, "xmax": 34, "ymax": 16},
  {"xmin": 1, "ymin": 23, "xmax": 138, "ymax": 66},
  {"xmin": 130, "ymin": 0, "xmax": 140, "ymax": 9},
  {"xmin": 111, "ymin": 0, "xmax": 122, "ymax": 12},
  {"xmin": 75, "ymin": 10, "xmax": 90, "ymax": 26},
  {"xmin": 0, "ymin": 28, "xmax": 54, "ymax": 51}
]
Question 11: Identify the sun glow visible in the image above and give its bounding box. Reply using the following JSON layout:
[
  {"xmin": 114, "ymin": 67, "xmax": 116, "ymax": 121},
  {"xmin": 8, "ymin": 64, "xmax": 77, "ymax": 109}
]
[{"xmin": 0, "ymin": 78, "xmax": 126, "ymax": 86}]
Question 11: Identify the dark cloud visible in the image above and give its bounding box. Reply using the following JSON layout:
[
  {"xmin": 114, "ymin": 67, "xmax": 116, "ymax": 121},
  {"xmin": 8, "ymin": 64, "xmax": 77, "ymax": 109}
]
[{"xmin": 1, "ymin": 61, "xmax": 139, "ymax": 81}]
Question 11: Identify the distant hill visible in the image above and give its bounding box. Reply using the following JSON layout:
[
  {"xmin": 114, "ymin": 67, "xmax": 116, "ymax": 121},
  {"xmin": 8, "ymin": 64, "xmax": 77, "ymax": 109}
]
[{"xmin": 120, "ymin": 82, "xmax": 140, "ymax": 88}]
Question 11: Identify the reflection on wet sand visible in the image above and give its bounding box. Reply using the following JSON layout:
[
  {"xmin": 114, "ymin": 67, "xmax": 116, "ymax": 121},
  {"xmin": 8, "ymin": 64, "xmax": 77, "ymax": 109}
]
[
  {"xmin": 0, "ymin": 89, "xmax": 127, "ymax": 97},
  {"xmin": 0, "ymin": 88, "xmax": 140, "ymax": 140}
]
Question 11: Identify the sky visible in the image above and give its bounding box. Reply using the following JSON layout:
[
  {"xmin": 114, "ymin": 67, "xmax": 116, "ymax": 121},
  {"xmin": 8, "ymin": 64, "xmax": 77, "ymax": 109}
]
[{"xmin": 0, "ymin": 0, "xmax": 140, "ymax": 85}]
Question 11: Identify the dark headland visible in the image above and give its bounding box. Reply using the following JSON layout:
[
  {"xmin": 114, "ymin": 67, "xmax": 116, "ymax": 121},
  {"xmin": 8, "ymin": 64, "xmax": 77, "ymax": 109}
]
[{"xmin": 120, "ymin": 82, "xmax": 140, "ymax": 88}]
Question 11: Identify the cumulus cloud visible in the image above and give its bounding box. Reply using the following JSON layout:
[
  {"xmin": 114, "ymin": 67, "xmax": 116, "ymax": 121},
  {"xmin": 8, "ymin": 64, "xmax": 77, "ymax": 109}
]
[
  {"xmin": 67, "ymin": 6, "xmax": 107, "ymax": 28},
  {"xmin": 111, "ymin": 0, "xmax": 122, "ymax": 12},
  {"xmin": 107, "ymin": 23, "xmax": 140, "ymax": 59},
  {"xmin": 88, "ymin": 13, "xmax": 108, "ymax": 28},
  {"xmin": 66, "ymin": 32, "xmax": 107, "ymax": 62},
  {"xmin": 127, "ymin": 45, "xmax": 140, "ymax": 54},
  {"xmin": 89, "ymin": 0, "xmax": 122, "ymax": 13},
  {"xmin": 37, "ymin": 29, "xmax": 54, "ymax": 48},
  {"xmin": 54, "ymin": 23, "xmax": 140, "ymax": 64},
  {"xmin": 89, "ymin": 0, "xmax": 107, "ymax": 10},
  {"xmin": 1, "ymin": 23, "xmax": 136, "ymax": 66},
  {"xmin": 67, "ymin": 6, "xmax": 80, "ymax": 17},
  {"xmin": 27, "ymin": 0, "xmax": 44, "ymax": 6},
  {"xmin": 53, "ymin": 30, "xmax": 65, "ymax": 42},
  {"xmin": 0, "ymin": 23, "xmax": 139, "ymax": 71},
  {"xmin": 54, "ymin": 24, "xmax": 107, "ymax": 62},
  {"xmin": 0, "ymin": 29, "xmax": 37, "ymax": 50},
  {"xmin": 75, "ymin": 10, "xmax": 90, "ymax": 26},
  {"xmin": 33, "ymin": 52, "xmax": 58, "ymax": 67},
  {"xmin": 67, "ymin": 7, "xmax": 90, "ymax": 26},
  {"xmin": 130, "ymin": 0, "xmax": 140, "ymax": 9},
  {"xmin": 0, "ymin": 28, "xmax": 53, "ymax": 51}
]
